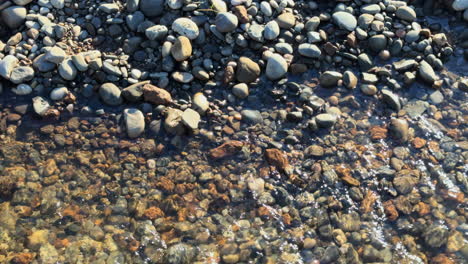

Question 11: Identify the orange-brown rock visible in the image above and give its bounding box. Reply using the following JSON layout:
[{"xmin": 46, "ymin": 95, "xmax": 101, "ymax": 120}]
[
  {"xmin": 265, "ymin": 148, "xmax": 291, "ymax": 172},
  {"xmin": 223, "ymin": 65, "xmax": 235, "ymax": 84},
  {"xmin": 232, "ymin": 5, "xmax": 249, "ymax": 23},
  {"xmin": 11, "ymin": 253, "xmax": 35, "ymax": 264},
  {"xmin": 412, "ymin": 137, "xmax": 426, "ymax": 149},
  {"xmin": 417, "ymin": 202, "xmax": 431, "ymax": 216},
  {"xmin": 383, "ymin": 200, "xmax": 399, "ymax": 221},
  {"xmin": 370, "ymin": 126, "xmax": 388, "ymax": 140},
  {"xmin": 62, "ymin": 204, "xmax": 84, "ymax": 221},
  {"xmin": 360, "ymin": 190, "xmax": 377, "ymax": 214},
  {"xmin": 431, "ymin": 254, "xmax": 455, "ymax": 264},
  {"xmin": 143, "ymin": 207, "xmax": 165, "ymax": 220},
  {"xmin": 209, "ymin": 140, "xmax": 244, "ymax": 159},
  {"xmin": 143, "ymin": 84, "xmax": 172, "ymax": 105}
]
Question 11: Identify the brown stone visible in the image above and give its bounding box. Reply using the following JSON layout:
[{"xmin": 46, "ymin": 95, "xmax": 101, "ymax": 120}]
[
  {"xmin": 7, "ymin": 113, "xmax": 21, "ymax": 122},
  {"xmin": 383, "ymin": 200, "xmax": 399, "ymax": 221},
  {"xmin": 209, "ymin": 141, "xmax": 244, "ymax": 159},
  {"xmin": 143, "ymin": 84, "xmax": 172, "ymax": 105},
  {"xmin": 360, "ymin": 190, "xmax": 377, "ymax": 214},
  {"xmin": 143, "ymin": 207, "xmax": 165, "ymax": 220},
  {"xmin": 323, "ymin": 42, "xmax": 338, "ymax": 55},
  {"xmin": 290, "ymin": 63, "xmax": 308, "ymax": 74},
  {"xmin": 171, "ymin": 36, "xmax": 192, "ymax": 62},
  {"xmin": 370, "ymin": 126, "xmax": 388, "ymax": 140},
  {"xmin": 232, "ymin": 5, "xmax": 249, "ymax": 23},
  {"xmin": 236, "ymin": 57, "xmax": 260, "ymax": 83},
  {"xmin": 223, "ymin": 65, "xmax": 235, "ymax": 84},
  {"xmin": 11, "ymin": 253, "xmax": 35, "ymax": 264},
  {"xmin": 431, "ymin": 254, "xmax": 455, "ymax": 264},
  {"xmin": 265, "ymin": 148, "xmax": 290, "ymax": 172},
  {"xmin": 412, "ymin": 137, "xmax": 426, "ymax": 149},
  {"xmin": 417, "ymin": 202, "xmax": 430, "ymax": 216}
]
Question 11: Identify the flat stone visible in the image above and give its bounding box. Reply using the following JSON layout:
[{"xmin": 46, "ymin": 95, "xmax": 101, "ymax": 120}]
[
  {"xmin": 247, "ymin": 24, "xmax": 264, "ymax": 42},
  {"xmin": 360, "ymin": 4, "xmax": 381, "ymax": 14},
  {"xmin": 139, "ymin": 0, "xmax": 164, "ymax": 17},
  {"xmin": 320, "ymin": 71, "xmax": 343, "ymax": 87},
  {"xmin": 51, "ymin": 0, "xmax": 64, "ymax": 9},
  {"xmin": 71, "ymin": 54, "xmax": 88, "ymax": 72},
  {"xmin": 266, "ymin": 54, "xmax": 287, "ymax": 80},
  {"xmin": 172, "ymin": 17, "xmax": 199, "ymax": 40},
  {"xmin": 360, "ymin": 84, "xmax": 378, "ymax": 95},
  {"xmin": 298, "ymin": 43, "xmax": 321, "ymax": 58},
  {"xmin": 1, "ymin": 6, "xmax": 27, "ymax": 29},
  {"xmin": 0, "ymin": 55, "xmax": 19, "ymax": 79},
  {"xmin": 182, "ymin": 108, "xmax": 200, "ymax": 130},
  {"xmin": 216, "ymin": 12, "xmax": 238, "ymax": 33},
  {"xmin": 122, "ymin": 81, "xmax": 149, "ymax": 102},
  {"xmin": 12, "ymin": 0, "xmax": 33, "ymax": 5},
  {"xmin": 171, "ymin": 36, "xmax": 192, "ymax": 62},
  {"xmin": 236, "ymin": 57, "xmax": 260, "ymax": 83},
  {"xmin": 126, "ymin": 11, "xmax": 145, "ymax": 32},
  {"xmin": 332, "ymin": 11, "xmax": 357, "ymax": 31},
  {"xmin": 10, "ymin": 66, "xmax": 34, "ymax": 84},
  {"xmin": 393, "ymin": 59, "xmax": 418, "ymax": 71},
  {"xmin": 99, "ymin": 3, "xmax": 119, "ymax": 13},
  {"xmin": 99, "ymin": 83, "xmax": 123, "ymax": 105},
  {"xmin": 396, "ymin": 6, "xmax": 417, "ymax": 22},
  {"xmin": 124, "ymin": 108, "xmax": 145, "ymax": 138},
  {"xmin": 103, "ymin": 61, "xmax": 122, "ymax": 76}
]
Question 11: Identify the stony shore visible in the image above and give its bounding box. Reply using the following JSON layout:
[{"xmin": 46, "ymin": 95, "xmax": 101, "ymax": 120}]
[{"xmin": 0, "ymin": 0, "xmax": 467, "ymax": 263}]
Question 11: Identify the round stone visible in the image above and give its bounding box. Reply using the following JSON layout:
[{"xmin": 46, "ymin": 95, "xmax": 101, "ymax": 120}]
[
  {"xmin": 298, "ymin": 44, "xmax": 321, "ymax": 58},
  {"xmin": 332, "ymin": 11, "xmax": 357, "ymax": 31},
  {"xmin": 264, "ymin": 20, "xmax": 280, "ymax": 40},
  {"xmin": 1, "ymin": 6, "xmax": 27, "ymax": 29},
  {"xmin": 172, "ymin": 18, "xmax": 199, "ymax": 40},
  {"xmin": 171, "ymin": 36, "xmax": 192, "ymax": 62},
  {"xmin": 395, "ymin": 6, "xmax": 417, "ymax": 22},
  {"xmin": 266, "ymin": 54, "xmax": 288, "ymax": 80},
  {"xmin": 232, "ymin": 83, "xmax": 249, "ymax": 99},
  {"xmin": 124, "ymin": 108, "xmax": 145, "ymax": 138},
  {"xmin": 12, "ymin": 84, "xmax": 32, "ymax": 95},
  {"xmin": 145, "ymin": 25, "xmax": 168, "ymax": 40},
  {"xmin": 182, "ymin": 108, "xmax": 201, "ymax": 130},
  {"xmin": 50, "ymin": 87, "xmax": 69, "ymax": 101},
  {"xmin": 99, "ymin": 83, "xmax": 123, "ymax": 106},
  {"xmin": 276, "ymin": 13, "xmax": 296, "ymax": 29},
  {"xmin": 58, "ymin": 59, "xmax": 77, "ymax": 80},
  {"xmin": 139, "ymin": 0, "xmax": 164, "ymax": 17},
  {"xmin": 236, "ymin": 57, "xmax": 260, "ymax": 83},
  {"xmin": 215, "ymin": 12, "xmax": 238, "ymax": 33},
  {"xmin": 10, "ymin": 66, "xmax": 34, "ymax": 84}
]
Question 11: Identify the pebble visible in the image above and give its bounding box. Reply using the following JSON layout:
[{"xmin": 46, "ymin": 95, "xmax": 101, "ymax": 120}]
[
  {"xmin": 51, "ymin": 0, "xmax": 64, "ymax": 9},
  {"xmin": 45, "ymin": 46, "xmax": 66, "ymax": 64},
  {"xmin": 171, "ymin": 36, "xmax": 192, "ymax": 62},
  {"xmin": 164, "ymin": 108, "xmax": 185, "ymax": 135},
  {"xmin": 58, "ymin": 59, "xmax": 77, "ymax": 81},
  {"xmin": 172, "ymin": 71, "xmax": 194, "ymax": 83},
  {"xmin": 298, "ymin": 43, "xmax": 321, "ymax": 58},
  {"xmin": 232, "ymin": 83, "xmax": 249, "ymax": 99},
  {"xmin": 32, "ymin": 96, "xmax": 50, "ymax": 116},
  {"xmin": 0, "ymin": 55, "xmax": 19, "ymax": 79},
  {"xmin": 9, "ymin": 66, "xmax": 34, "ymax": 84},
  {"xmin": 332, "ymin": 11, "xmax": 357, "ymax": 31},
  {"xmin": 389, "ymin": 118, "xmax": 409, "ymax": 142},
  {"xmin": 143, "ymin": 84, "xmax": 172, "ymax": 105},
  {"xmin": 276, "ymin": 13, "xmax": 296, "ymax": 29},
  {"xmin": 216, "ymin": 12, "xmax": 238, "ymax": 33},
  {"xmin": 12, "ymin": 84, "xmax": 32, "ymax": 95},
  {"xmin": 193, "ymin": 92, "xmax": 209, "ymax": 114},
  {"xmin": 99, "ymin": 83, "xmax": 123, "ymax": 106},
  {"xmin": 320, "ymin": 71, "xmax": 342, "ymax": 87},
  {"xmin": 247, "ymin": 24, "xmax": 265, "ymax": 42},
  {"xmin": 264, "ymin": 21, "xmax": 280, "ymax": 40},
  {"xmin": 418, "ymin": 60, "xmax": 437, "ymax": 84},
  {"xmin": 182, "ymin": 108, "xmax": 201, "ymax": 130},
  {"xmin": 266, "ymin": 54, "xmax": 287, "ymax": 80},
  {"xmin": 241, "ymin": 109, "xmax": 263, "ymax": 124},
  {"xmin": 343, "ymin": 71, "xmax": 358, "ymax": 89},
  {"xmin": 145, "ymin": 25, "xmax": 168, "ymax": 41},
  {"xmin": 315, "ymin": 113, "xmax": 337, "ymax": 128},
  {"xmin": 396, "ymin": 6, "xmax": 417, "ymax": 22},
  {"xmin": 236, "ymin": 57, "xmax": 260, "ymax": 83},
  {"xmin": 381, "ymin": 89, "xmax": 401, "ymax": 111},
  {"xmin": 124, "ymin": 108, "xmax": 145, "ymax": 138},
  {"xmin": 360, "ymin": 84, "xmax": 378, "ymax": 95},
  {"xmin": 368, "ymin": 34, "xmax": 387, "ymax": 52},
  {"xmin": 50, "ymin": 87, "xmax": 69, "ymax": 101},
  {"xmin": 1, "ymin": 6, "xmax": 27, "ymax": 29},
  {"xmin": 139, "ymin": 0, "xmax": 164, "ymax": 17},
  {"xmin": 172, "ymin": 18, "xmax": 199, "ymax": 40},
  {"xmin": 452, "ymin": 0, "xmax": 468, "ymax": 11}
]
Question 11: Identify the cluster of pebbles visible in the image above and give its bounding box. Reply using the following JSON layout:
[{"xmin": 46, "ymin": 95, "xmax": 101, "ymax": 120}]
[{"xmin": 0, "ymin": 0, "xmax": 467, "ymax": 263}]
